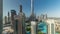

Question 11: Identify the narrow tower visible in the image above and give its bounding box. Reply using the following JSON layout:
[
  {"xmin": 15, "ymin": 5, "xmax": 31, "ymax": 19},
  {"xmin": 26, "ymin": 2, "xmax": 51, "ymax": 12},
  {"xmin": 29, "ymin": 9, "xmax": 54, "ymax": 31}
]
[
  {"xmin": 30, "ymin": 0, "xmax": 37, "ymax": 34},
  {"xmin": 30, "ymin": 0, "xmax": 36, "ymax": 21},
  {"xmin": 0, "ymin": 0, "xmax": 3, "ymax": 34},
  {"xmin": 31, "ymin": 0, "xmax": 34, "ymax": 15},
  {"xmin": 20, "ymin": 5, "xmax": 22, "ymax": 12},
  {"xmin": 5, "ymin": 16, "xmax": 8, "ymax": 24},
  {"xmin": 8, "ymin": 12, "xmax": 10, "ymax": 24}
]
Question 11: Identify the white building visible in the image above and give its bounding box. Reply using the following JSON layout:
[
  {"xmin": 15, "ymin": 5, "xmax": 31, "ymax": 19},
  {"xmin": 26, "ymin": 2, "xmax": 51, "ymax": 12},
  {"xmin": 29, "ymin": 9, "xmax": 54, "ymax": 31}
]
[
  {"xmin": 31, "ymin": 21, "xmax": 37, "ymax": 34},
  {"xmin": 55, "ymin": 20, "xmax": 60, "ymax": 33},
  {"xmin": 46, "ymin": 19, "xmax": 55, "ymax": 34}
]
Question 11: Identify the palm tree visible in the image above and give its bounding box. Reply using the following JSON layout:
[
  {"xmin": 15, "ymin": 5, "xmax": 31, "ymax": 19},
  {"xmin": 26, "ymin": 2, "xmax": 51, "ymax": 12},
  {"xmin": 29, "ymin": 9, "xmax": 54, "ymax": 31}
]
[{"xmin": 26, "ymin": 26, "xmax": 31, "ymax": 31}]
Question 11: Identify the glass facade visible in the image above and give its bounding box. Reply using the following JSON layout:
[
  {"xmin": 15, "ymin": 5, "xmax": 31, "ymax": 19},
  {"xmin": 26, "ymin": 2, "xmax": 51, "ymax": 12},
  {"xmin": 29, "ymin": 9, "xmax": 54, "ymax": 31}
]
[{"xmin": 15, "ymin": 20, "xmax": 18, "ymax": 34}]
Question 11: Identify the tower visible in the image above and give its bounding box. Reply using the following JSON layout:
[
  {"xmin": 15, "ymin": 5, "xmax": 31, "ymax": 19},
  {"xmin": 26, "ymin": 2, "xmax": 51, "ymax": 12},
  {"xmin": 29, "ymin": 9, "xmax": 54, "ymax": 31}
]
[
  {"xmin": 31, "ymin": 0, "xmax": 34, "ymax": 15},
  {"xmin": 11, "ymin": 10, "xmax": 16, "ymax": 34},
  {"xmin": 0, "ymin": 0, "xmax": 3, "ymax": 34},
  {"xmin": 5, "ymin": 16, "xmax": 8, "ymax": 24},
  {"xmin": 30, "ymin": 0, "xmax": 37, "ymax": 34},
  {"xmin": 11, "ymin": 10, "xmax": 16, "ymax": 25},
  {"xmin": 30, "ymin": 0, "xmax": 36, "ymax": 21},
  {"xmin": 20, "ymin": 5, "xmax": 22, "ymax": 12},
  {"xmin": 8, "ymin": 12, "xmax": 9, "ymax": 22},
  {"xmin": 8, "ymin": 12, "xmax": 11, "ymax": 24},
  {"xmin": 18, "ymin": 5, "xmax": 26, "ymax": 34}
]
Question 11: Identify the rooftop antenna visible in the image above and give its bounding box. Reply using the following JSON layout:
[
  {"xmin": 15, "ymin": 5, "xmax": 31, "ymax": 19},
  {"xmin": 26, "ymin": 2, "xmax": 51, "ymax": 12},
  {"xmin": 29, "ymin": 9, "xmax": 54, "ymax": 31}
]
[{"xmin": 19, "ymin": 0, "xmax": 22, "ymax": 13}]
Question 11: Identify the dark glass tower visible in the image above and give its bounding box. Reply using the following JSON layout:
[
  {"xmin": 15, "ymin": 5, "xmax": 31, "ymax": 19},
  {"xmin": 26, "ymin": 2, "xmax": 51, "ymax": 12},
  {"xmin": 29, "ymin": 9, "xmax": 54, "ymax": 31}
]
[
  {"xmin": 8, "ymin": 12, "xmax": 11, "ymax": 24},
  {"xmin": 11, "ymin": 10, "xmax": 16, "ymax": 34},
  {"xmin": 11, "ymin": 10, "xmax": 16, "ymax": 25},
  {"xmin": 0, "ymin": 0, "xmax": 3, "ymax": 34}
]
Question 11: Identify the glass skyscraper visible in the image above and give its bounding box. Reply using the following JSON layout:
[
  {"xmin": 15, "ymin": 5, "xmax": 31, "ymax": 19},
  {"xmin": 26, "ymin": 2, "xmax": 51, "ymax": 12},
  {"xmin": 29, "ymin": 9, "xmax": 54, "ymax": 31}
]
[{"xmin": 0, "ymin": 0, "xmax": 3, "ymax": 34}]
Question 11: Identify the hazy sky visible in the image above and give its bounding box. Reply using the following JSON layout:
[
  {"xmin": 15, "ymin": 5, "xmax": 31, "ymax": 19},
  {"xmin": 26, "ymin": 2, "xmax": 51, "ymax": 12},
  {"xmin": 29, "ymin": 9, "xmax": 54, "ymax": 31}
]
[{"xmin": 3, "ymin": 0, "xmax": 60, "ymax": 17}]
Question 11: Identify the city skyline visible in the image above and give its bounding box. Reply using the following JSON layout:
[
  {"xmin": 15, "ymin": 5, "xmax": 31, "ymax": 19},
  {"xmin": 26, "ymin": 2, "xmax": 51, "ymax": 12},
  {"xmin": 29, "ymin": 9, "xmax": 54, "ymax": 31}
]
[{"xmin": 3, "ymin": 0, "xmax": 60, "ymax": 17}]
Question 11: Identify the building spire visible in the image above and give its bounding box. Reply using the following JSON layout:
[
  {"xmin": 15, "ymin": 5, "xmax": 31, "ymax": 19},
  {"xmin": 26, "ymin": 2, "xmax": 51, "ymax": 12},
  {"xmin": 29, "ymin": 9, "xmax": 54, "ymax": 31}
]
[
  {"xmin": 20, "ymin": 5, "xmax": 22, "ymax": 12},
  {"xmin": 31, "ymin": 0, "xmax": 34, "ymax": 15},
  {"xmin": 8, "ymin": 11, "xmax": 9, "ymax": 17},
  {"xmin": 29, "ymin": 0, "xmax": 36, "ymax": 21},
  {"xmin": 8, "ymin": 11, "xmax": 10, "ymax": 23}
]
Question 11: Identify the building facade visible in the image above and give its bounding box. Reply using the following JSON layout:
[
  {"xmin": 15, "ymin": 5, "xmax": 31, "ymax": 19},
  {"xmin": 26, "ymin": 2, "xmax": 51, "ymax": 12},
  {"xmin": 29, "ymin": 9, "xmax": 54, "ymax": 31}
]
[
  {"xmin": 11, "ymin": 10, "xmax": 17, "ymax": 34},
  {"xmin": 46, "ymin": 19, "xmax": 55, "ymax": 34},
  {"xmin": 18, "ymin": 5, "xmax": 26, "ymax": 34},
  {"xmin": 0, "ymin": 0, "xmax": 3, "ymax": 34},
  {"xmin": 14, "ymin": 5, "xmax": 26, "ymax": 34}
]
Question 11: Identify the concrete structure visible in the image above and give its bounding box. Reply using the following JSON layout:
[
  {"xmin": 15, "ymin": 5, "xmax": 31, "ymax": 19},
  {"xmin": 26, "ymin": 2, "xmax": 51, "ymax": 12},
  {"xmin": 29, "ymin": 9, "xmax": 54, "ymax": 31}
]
[
  {"xmin": 55, "ymin": 22, "xmax": 60, "ymax": 33},
  {"xmin": 54, "ymin": 20, "xmax": 60, "ymax": 33},
  {"xmin": 47, "ymin": 18, "xmax": 60, "ymax": 33},
  {"xmin": 2, "ymin": 27, "xmax": 14, "ymax": 34},
  {"xmin": 31, "ymin": 21, "xmax": 37, "ymax": 34},
  {"xmin": 46, "ymin": 19, "xmax": 55, "ymax": 34},
  {"xmin": 11, "ymin": 10, "xmax": 16, "ymax": 25}
]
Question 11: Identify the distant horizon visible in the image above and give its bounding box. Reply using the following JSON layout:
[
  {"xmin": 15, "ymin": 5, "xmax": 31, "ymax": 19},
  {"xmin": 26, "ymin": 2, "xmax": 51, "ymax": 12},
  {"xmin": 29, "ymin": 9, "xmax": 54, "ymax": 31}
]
[{"xmin": 3, "ymin": 0, "xmax": 60, "ymax": 18}]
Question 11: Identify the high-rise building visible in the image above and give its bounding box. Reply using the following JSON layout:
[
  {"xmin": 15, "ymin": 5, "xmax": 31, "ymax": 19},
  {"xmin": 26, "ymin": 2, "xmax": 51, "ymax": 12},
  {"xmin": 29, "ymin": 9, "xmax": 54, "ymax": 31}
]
[
  {"xmin": 8, "ymin": 12, "xmax": 11, "ymax": 24},
  {"xmin": 40, "ymin": 14, "xmax": 47, "ymax": 21},
  {"xmin": 18, "ymin": 5, "xmax": 26, "ymax": 34},
  {"xmin": 11, "ymin": 10, "xmax": 16, "ymax": 22},
  {"xmin": 11, "ymin": 10, "xmax": 16, "ymax": 25},
  {"xmin": 4, "ymin": 12, "xmax": 12, "ymax": 27},
  {"xmin": 0, "ymin": 0, "xmax": 3, "ymax": 34},
  {"xmin": 46, "ymin": 19, "xmax": 55, "ymax": 34},
  {"xmin": 11, "ymin": 10, "xmax": 16, "ymax": 34},
  {"xmin": 31, "ymin": 21, "xmax": 37, "ymax": 34},
  {"xmin": 29, "ymin": 0, "xmax": 37, "ymax": 34},
  {"xmin": 14, "ymin": 5, "xmax": 26, "ymax": 34},
  {"xmin": 4, "ymin": 16, "xmax": 8, "ymax": 24},
  {"xmin": 3, "ymin": 12, "xmax": 13, "ymax": 34}
]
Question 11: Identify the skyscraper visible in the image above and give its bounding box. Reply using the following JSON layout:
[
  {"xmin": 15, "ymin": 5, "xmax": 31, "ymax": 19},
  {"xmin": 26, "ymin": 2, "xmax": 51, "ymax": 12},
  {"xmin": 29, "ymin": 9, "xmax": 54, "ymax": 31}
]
[
  {"xmin": 29, "ymin": 0, "xmax": 36, "ymax": 21},
  {"xmin": 8, "ymin": 12, "xmax": 11, "ymax": 24},
  {"xmin": 31, "ymin": 21, "xmax": 37, "ymax": 34},
  {"xmin": 46, "ymin": 19, "xmax": 55, "ymax": 34},
  {"xmin": 18, "ymin": 5, "xmax": 26, "ymax": 34},
  {"xmin": 11, "ymin": 10, "xmax": 16, "ymax": 25},
  {"xmin": 0, "ymin": 0, "xmax": 3, "ymax": 34},
  {"xmin": 30, "ymin": 0, "xmax": 37, "ymax": 34},
  {"xmin": 11, "ymin": 10, "xmax": 16, "ymax": 34},
  {"xmin": 14, "ymin": 5, "xmax": 26, "ymax": 34},
  {"xmin": 4, "ymin": 16, "xmax": 8, "ymax": 24}
]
